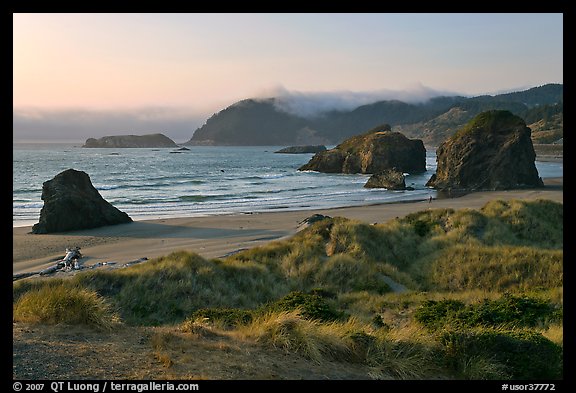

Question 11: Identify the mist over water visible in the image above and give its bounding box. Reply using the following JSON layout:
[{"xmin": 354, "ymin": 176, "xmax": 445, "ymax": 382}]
[{"xmin": 13, "ymin": 143, "xmax": 562, "ymax": 227}]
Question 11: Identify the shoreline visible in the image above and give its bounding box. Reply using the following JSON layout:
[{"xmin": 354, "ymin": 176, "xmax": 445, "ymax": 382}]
[{"xmin": 13, "ymin": 177, "xmax": 563, "ymax": 276}]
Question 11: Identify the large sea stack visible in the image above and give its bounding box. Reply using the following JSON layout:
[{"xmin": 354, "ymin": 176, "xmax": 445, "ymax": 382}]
[
  {"xmin": 426, "ymin": 110, "xmax": 544, "ymax": 191},
  {"xmin": 32, "ymin": 169, "xmax": 132, "ymax": 234},
  {"xmin": 298, "ymin": 125, "xmax": 426, "ymax": 174}
]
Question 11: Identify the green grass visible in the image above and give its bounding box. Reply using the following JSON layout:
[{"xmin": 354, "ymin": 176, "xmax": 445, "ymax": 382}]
[{"xmin": 452, "ymin": 110, "xmax": 527, "ymax": 140}]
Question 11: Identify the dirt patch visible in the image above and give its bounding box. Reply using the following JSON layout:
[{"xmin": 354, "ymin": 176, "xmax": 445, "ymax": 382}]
[{"xmin": 13, "ymin": 323, "xmax": 375, "ymax": 380}]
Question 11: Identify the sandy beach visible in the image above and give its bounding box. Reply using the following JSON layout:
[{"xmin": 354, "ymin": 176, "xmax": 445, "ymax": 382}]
[{"xmin": 13, "ymin": 178, "xmax": 563, "ymax": 276}]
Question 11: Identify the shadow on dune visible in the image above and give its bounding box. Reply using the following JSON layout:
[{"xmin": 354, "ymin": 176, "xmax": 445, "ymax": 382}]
[{"xmin": 45, "ymin": 221, "xmax": 288, "ymax": 240}]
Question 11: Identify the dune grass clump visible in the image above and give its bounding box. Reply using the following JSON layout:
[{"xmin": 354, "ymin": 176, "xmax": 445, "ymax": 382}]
[
  {"xmin": 315, "ymin": 254, "xmax": 392, "ymax": 294},
  {"xmin": 233, "ymin": 309, "xmax": 442, "ymax": 378},
  {"xmin": 364, "ymin": 325, "xmax": 444, "ymax": 380},
  {"xmin": 440, "ymin": 328, "xmax": 562, "ymax": 379},
  {"xmin": 13, "ymin": 279, "xmax": 118, "ymax": 330},
  {"xmin": 235, "ymin": 309, "xmax": 355, "ymax": 363},
  {"xmin": 419, "ymin": 245, "xmax": 563, "ymax": 292},
  {"xmin": 326, "ymin": 219, "xmax": 421, "ymax": 269},
  {"xmin": 480, "ymin": 199, "xmax": 563, "ymax": 248},
  {"xmin": 74, "ymin": 251, "xmax": 289, "ymax": 326}
]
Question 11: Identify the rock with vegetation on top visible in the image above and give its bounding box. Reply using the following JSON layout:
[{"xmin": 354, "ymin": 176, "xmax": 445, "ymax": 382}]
[
  {"xmin": 275, "ymin": 145, "xmax": 327, "ymax": 154},
  {"xmin": 32, "ymin": 169, "xmax": 132, "ymax": 234},
  {"xmin": 83, "ymin": 133, "xmax": 178, "ymax": 148},
  {"xmin": 426, "ymin": 110, "xmax": 544, "ymax": 191},
  {"xmin": 298, "ymin": 125, "xmax": 426, "ymax": 174},
  {"xmin": 364, "ymin": 168, "xmax": 407, "ymax": 190}
]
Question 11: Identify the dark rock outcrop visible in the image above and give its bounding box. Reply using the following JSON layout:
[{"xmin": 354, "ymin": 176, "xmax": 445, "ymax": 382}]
[
  {"xmin": 32, "ymin": 169, "xmax": 132, "ymax": 234},
  {"xmin": 297, "ymin": 214, "xmax": 331, "ymax": 231},
  {"xmin": 364, "ymin": 169, "xmax": 407, "ymax": 190},
  {"xmin": 298, "ymin": 125, "xmax": 426, "ymax": 174},
  {"xmin": 275, "ymin": 145, "xmax": 327, "ymax": 154},
  {"xmin": 83, "ymin": 133, "xmax": 177, "ymax": 148},
  {"xmin": 426, "ymin": 110, "xmax": 544, "ymax": 191}
]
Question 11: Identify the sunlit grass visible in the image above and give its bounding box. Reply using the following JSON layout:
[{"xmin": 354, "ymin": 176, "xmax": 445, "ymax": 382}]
[{"xmin": 13, "ymin": 280, "xmax": 119, "ymax": 330}]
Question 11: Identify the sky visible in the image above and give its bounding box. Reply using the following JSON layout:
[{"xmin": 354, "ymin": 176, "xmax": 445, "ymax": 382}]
[{"xmin": 13, "ymin": 13, "xmax": 563, "ymax": 143}]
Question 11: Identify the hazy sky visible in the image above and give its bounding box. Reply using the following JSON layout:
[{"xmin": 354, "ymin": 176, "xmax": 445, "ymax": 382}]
[{"xmin": 13, "ymin": 13, "xmax": 563, "ymax": 142}]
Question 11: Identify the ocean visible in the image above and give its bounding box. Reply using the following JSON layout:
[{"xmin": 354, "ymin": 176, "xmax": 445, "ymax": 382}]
[{"xmin": 13, "ymin": 143, "xmax": 563, "ymax": 228}]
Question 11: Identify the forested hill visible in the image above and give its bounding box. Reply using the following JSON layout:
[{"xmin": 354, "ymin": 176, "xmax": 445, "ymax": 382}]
[{"xmin": 184, "ymin": 83, "xmax": 563, "ymax": 146}]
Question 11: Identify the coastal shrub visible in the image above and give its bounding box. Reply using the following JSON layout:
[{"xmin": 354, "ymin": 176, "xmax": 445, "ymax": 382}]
[
  {"xmin": 13, "ymin": 281, "xmax": 118, "ymax": 330},
  {"xmin": 440, "ymin": 328, "xmax": 563, "ymax": 379},
  {"xmin": 415, "ymin": 294, "xmax": 561, "ymax": 331},
  {"xmin": 414, "ymin": 299, "xmax": 466, "ymax": 330},
  {"xmin": 462, "ymin": 294, "xmax": 561, "ymax": 328},
  {"xmin": 259, "ymin": 291, "xmax": 346, "ymax": 322},
  {"xmin": 185, "ymin": 307, "xmax": 254, "ymax": 329}
]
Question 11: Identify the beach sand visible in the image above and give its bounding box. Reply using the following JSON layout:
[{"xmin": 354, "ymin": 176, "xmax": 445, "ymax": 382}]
[{"xmin": 13, "ymin": 178, "xmax": 563, "ymax": 276}]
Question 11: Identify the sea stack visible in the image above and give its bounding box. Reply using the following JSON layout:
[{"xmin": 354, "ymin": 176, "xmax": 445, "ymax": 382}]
[
  {"xmin": 32, "ymin": 169, "xmax": 132, "ymax": 234},
  {"xmin": 364, "ymin": 168, "xmax": 407, "ymax": 190},
  {"xmin": 426, "ymin": 110, "xmax": 544, "ymax": 191},
  {"xmin": 298, "ymin": 125, "xmax": 426, "ymax": 174}
]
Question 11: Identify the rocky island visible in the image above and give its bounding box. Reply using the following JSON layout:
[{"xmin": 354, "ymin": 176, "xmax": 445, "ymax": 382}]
[
  {"xmin": 426, "ymin": 110, "xmax": 544, "ymax": 191},
  {"xmin": 298, "ymin": 124, "xmax": 426, "ymax": 174},
  {"xmin": 83, "ymin": 133, "xmax": 178, "ymax": 148}
]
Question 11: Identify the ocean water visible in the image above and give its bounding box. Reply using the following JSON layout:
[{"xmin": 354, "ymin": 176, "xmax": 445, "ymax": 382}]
[{"xmin": 13, "ymin": 143, "xmax": 563, "ymax": 228}]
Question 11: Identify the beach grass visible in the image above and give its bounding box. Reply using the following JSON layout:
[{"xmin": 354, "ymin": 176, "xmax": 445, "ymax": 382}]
[
  {"xmin": 13, "ymin": 198, "xmax": 563, "ymax": 379},
  {"xmin": 13, "ymin": 279, "xmax": 119, "ymax": 330}
]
